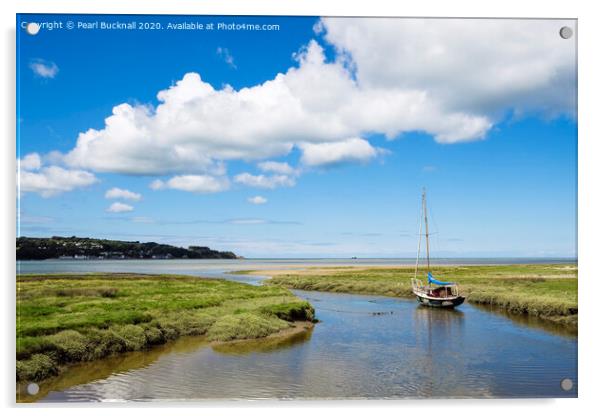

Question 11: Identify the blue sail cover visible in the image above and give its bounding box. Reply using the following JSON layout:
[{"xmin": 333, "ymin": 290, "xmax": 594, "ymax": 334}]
[{"xmin": 428, "ymin": 272, "xmax": 454, "ymax": 286}]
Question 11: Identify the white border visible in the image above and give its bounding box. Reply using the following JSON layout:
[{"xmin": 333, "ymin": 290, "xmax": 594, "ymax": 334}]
[{"xmin": 2, "ymin": 1, "xmax": 600, "ymax": 415}]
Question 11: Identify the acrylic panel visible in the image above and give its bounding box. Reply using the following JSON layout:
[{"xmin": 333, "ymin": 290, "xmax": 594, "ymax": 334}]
[{"xmin": 16, "ymin": 14, "xmax": 577, "ymax": 402}]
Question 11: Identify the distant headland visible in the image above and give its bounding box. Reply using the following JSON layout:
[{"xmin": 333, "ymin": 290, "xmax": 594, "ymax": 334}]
[{"xmin": 16, "ymin": 236, "xmax": 239, "ymax": 260}]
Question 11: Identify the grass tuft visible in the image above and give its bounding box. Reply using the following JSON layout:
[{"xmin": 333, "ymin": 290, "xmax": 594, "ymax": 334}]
[
  {"xmin": 260, "ymin": 301, "xmax": 315, "ymax": 322},
  {"xmin": 16, "ymin": 273, "xmax": 314, "ymax": 382},
  {"xmin": 16, "ymin": 354, "xmax": 58, "ymax": 382},
  {"xmin": 206, "ymin": 313, "xmax": 290, "ymax": 342},
  {"xmin": 264, "ymin": 264, "xmax": 577, "ymax": 326}
]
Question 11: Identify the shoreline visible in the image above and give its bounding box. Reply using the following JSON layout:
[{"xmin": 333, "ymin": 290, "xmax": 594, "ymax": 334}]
[
  {"xmin": 16, "ymin": 263, "xmax": 577, "ymax": 388},
  {"xmin": 210, "ymin": 320, "xmax": 314, "ymax": 345},
  {"xmin": 235, "ymin": 264, "xmax": 578, "ymax": 277},
  {"xmin": 17, "ymin": 321, "xmax": 314, "ymax": 403},
  {"xmin": 239, "ymin": 264, "xmax": 578, "ymax": 328},
  {"xmin": 16, "ymin": 273, "xmax": 315, "ymax": 385}
]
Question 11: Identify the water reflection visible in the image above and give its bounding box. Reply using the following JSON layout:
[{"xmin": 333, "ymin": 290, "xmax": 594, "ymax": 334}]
[
  {"xmin": 212, "ymin": 325, "xmax": 314, "ymax": 355},
  {"xmin": 17, "ymin": 334, "xmax": 210, "ymax": 403},
  {"xmin": 410, "ymin": 307, "xmax": 491, "ymax": 397},
  {"xmin": 16, "ymin": 260, "xmax": 577, "ymax": 401},
  {"xmin": 413, "ymin": 307, "xmax": 466, "ymax": 370},
  {"xmin": 20, "ymin": 326, "xmax": 315, "ymax": 403},
  {"xmin": 470, "ymin": 303, "xmax": 577, "ymax": 337},
  {"xmin": 28, "ymin": 291, "xmax": 576, "ymax": 401}
]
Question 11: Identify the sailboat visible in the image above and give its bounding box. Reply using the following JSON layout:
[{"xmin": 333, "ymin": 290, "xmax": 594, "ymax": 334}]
[{"xmin": 411, "ymin": 189, "xmax": 465, "ymax": 308}]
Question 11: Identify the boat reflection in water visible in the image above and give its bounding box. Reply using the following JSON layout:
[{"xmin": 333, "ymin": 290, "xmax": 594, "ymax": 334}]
[
  {"xmin": 409, "ymin": 306, "xmax": 478, "ymax": 397},
  {"xmin": 28, "ymin": 290, "xmax": 576, "ymax": 402}
]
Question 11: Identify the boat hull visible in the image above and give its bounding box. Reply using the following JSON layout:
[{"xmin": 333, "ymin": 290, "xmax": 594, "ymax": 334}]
[{"xmin": 415, "ymin": 294, "xmax": 465, "ymax": 308}]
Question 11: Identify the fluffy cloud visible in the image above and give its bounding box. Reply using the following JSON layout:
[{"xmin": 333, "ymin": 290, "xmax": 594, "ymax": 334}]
[
  {"xmin": 248, "ymin": 195, "xmax": 268, "ymax": 205},
  {"xmin": 300, "ymin": 137, "xmax": 384, "ymax": 167},
  {"xmin": 19, "ymin": 168, "xmax": 97, "ymax": 197},
  {"xmin": 105, "ymin": 187, "xmax": 142, "ymax": 201},
  {"xmin": 237, "ymin": 161, "xmax": 301, "ymax": 189},
  {"xmin": 319, "ymin": 18, "xmax": 576, "ymax": 118},
  {"xmin": 60, "ymin": 40, "xmax": 487, "ymax": 176},
  {"xmin": 56, "ymin": 19, "xmax": 573, "ymax": 181},
  {"xmin": 29, "ymin": 59, "xmax": 59, "ymax": 79},
  {"xmin": 18, "ymin": 153, "xmax": 98, "ymax": 197},
  {"xmin": 19, "ymin": 153, "xmax": 42, "ymax": 170},
  {"xmin": 258, "ymin": 161, "xmax": 296, "ymax": 175},
  {"xmin": 234, "ymin": 173, "xmax": 296, "ymax": 189},
  {"xmin": 106, "ymin": 202, "xmax": 134, "ymax": 213},
  {"xmin": 150, "ymin": 175, "xmax": 230, "ymax": 193},
  {"xmin": 149, "ymin": 180, "xmax": 163, "ymax": 190}
]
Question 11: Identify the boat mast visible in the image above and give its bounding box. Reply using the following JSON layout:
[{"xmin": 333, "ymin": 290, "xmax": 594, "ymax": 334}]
[
  {"xmin": 423, "ymin": 189, "xmax": 430, "ymax": 272},
  {"xmin": 414, "ymin": 191, "xmax": 423, "ymax": 279}
]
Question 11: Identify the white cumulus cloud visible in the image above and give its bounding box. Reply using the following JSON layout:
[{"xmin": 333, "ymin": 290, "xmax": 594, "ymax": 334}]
[
  {"xmin": 105, "ymin": 187, "xmax": 142, "ymax": 201},
  {"xmin": 29, "ymin": 59, "xmax": 59, "ymax": 79},
  {"xmin": 258, "ymin": 161, "xmax": 296, "ymax": 175},
  {"xmin": 19, "ymin": 153, "xmax": 42, "ymax": 170},
  {"xmin": 248, "ymin": 195, "xmax": 268, "ymax": 204},
  {"xmin": 300, "ymin": 137, "xmax": 384, "ymax": 167},
  {"xmin": 234, "ymin": 173, "xmax": 296, "ymax": 189},
  {"xmin": 18, "ymin": 153, "xmax": 98, "ymax": 197},
  {"xmin": 106, "ymin": 202, "xmax": 134, "ymax": 213},
  {"xmin": 319, "ymin": 18, "xmax": 576, "ymax": 118},
  {"xmin": 60, "ymin": 39, "xmax": 492, "ymax": 176},
  {"xmin": 150, "ymin": 175, "xmax": 230, "ymax": 193},
  {"xmin": 48, "ymin": 18, "xmax": 572, "ymax": 186}
]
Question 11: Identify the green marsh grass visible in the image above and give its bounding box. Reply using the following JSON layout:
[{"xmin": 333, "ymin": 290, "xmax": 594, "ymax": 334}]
[
  {"xmin": 262, "ymin": 264, "xmax": 577, "ymax": 326},
  {"xmin": 16, "ymin": 273, "xmax": 314, "ymax": 382}
]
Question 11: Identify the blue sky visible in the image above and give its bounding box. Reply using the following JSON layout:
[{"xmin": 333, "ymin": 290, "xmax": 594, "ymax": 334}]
[{"xmin": 17, "ymin": 15, "xmax": 577, "ymax": 258}]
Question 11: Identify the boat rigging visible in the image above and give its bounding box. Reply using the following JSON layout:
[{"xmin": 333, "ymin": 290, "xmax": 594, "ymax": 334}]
[{"xmin": 411, "ymin": 189, "xmax": 465, "ymax": 308}]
